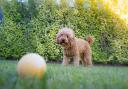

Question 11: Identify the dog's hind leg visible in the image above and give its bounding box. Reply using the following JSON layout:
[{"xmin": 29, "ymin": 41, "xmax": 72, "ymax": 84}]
[{"xmin": 83, "ymin": 51, "xmax": 93, "ymax": 67}]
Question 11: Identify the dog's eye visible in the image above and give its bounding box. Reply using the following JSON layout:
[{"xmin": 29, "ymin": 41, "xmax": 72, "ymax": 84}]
[{"xmin": 66, "ymin": 35, "xmax": 68, "ymax": 38}]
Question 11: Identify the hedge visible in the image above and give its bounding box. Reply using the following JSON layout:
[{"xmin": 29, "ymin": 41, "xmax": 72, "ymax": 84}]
[{"xmin": 0, "ymin": 0, "xmax": 128, "ymax": 64}]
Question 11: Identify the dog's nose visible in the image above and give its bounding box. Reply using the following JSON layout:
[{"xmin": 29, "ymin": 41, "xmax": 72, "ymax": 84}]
[{"xmin": 61, "ymin": 39, "xmax": 65, "ymax": 43}]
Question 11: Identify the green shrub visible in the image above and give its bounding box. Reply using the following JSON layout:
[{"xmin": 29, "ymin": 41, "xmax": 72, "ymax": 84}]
[
  {"xmin": 0, "ymin": 18, "xmax": 36, "ymax": 58},
  {"xmin": 0, "ymin": 0, "xmax": 128, "ymax": 64}
]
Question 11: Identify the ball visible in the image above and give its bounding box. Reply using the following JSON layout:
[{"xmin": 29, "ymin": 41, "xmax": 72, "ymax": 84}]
[{"xmin": 17, "ymin": 53, "xmax": 46, "ymax": 78}]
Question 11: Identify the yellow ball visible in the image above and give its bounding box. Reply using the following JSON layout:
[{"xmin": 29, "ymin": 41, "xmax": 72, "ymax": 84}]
[{"xmin": 17, "ymin": 53, "xmax": 46, "ymax": 78}]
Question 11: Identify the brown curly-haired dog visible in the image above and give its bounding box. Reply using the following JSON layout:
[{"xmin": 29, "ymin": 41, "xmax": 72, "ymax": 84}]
[{"xmin": 56, "ymin": 27, "xmax": 94, "ymax": 66}]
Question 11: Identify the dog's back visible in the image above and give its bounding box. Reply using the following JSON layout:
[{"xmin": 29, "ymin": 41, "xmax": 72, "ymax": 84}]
[{"xmin": 76, "ymin": 38, "xmax": 89, "ymax": 51}]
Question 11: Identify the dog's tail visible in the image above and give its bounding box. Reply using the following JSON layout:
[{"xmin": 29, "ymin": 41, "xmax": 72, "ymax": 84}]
[{"xmin": 87, "ymin": 36, "xmax": 94, "ymax": 45}]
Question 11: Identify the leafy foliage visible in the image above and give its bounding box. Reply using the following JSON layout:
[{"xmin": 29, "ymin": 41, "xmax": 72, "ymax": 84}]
[{"xmin": 0, "ymin": 0, "xmax": 128, "ymax": 64}]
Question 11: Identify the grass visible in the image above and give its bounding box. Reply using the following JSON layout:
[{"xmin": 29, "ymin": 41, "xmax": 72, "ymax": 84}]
[{"xmin": 0, "ymin": 60, "xmax": 128, "ymax": 89}]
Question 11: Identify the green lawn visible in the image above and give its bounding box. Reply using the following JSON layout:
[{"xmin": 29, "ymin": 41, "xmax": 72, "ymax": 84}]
[{"xmin": 0, "ymin": 60, "xmax": 128, "ymax": 89}]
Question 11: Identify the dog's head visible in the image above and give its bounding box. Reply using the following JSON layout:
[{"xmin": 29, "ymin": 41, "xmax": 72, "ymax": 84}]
[{"xmin": 56, "ymin": 28, "xmax": 75, "ymax": 47}]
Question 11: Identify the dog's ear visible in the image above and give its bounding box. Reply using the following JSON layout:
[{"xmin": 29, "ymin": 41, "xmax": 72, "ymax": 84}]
[
  {"xmin": 69, "ymin": 38, "xmax": 75, "ymax": 47},
  {"xmin": 67, "ymin": 34, "xmax": 75, "ymax": 46}
]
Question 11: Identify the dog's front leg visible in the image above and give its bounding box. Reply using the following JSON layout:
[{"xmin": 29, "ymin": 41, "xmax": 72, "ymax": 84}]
[
  {"xmin": 62, "ymin": 55, "xmax": 69, "ymax": 66},
  {"xmin": 73, "ymin": 56, "xmax": 80, "ymax": 66}
]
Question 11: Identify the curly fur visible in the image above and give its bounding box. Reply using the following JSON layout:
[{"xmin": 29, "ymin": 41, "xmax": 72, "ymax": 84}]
[{"xmin": 56, "ymin": 27, "xmax": 94, "ymax": 66}]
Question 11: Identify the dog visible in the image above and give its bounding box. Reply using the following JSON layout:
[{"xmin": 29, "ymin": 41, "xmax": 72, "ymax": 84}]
[{"xmin": 56, "ymin": 27, "xmax": 94, "ymax": 66}]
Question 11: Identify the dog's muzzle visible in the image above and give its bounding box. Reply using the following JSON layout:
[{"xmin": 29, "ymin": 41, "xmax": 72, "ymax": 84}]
[{"xmin": 61, "ymin": 39, "xmax": 65, "ymax": 43}]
